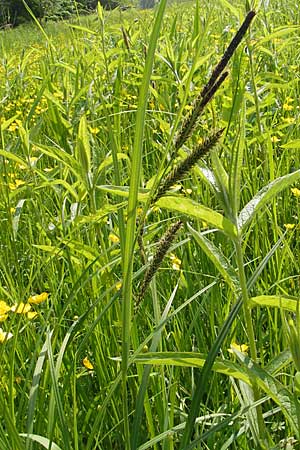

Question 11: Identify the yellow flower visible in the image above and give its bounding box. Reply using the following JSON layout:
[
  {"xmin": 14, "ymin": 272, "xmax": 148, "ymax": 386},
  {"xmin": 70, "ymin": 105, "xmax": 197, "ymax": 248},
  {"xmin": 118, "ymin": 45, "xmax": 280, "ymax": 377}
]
[
  {"xmin": 270, "ymin": 136, "xmax": 280, "ymax": 143},
  {"xmin": 151, "ymin": 206, "xmax": 161, "ymax": 213},
  {"xmin": 283, "ymin": 103, "xmax": 293, "ymax": 111},
  {"xmin": 149, "ymin": 100, "xmax": 155, "ymax": 109},
  {"xmin": 108, "ymin": 233, "xmax": 120, "ymax": 244},
  {"xmin": 0, "ymin": 314, "xmax": 8, "ymax": 322},
  {"xmin": 282, "ymin": 117, "xmax": 295, "ymax": 125},
  {"xmin": 83, "ymin": 356, "xmax": 94, "ymax": 370},
  {"xmin": 170, "ymin": 254, "xmax": 181, "ymax": 271},
  {"xmin": 8, "ymin": 123, "xmax": 18, "ymax": 132},
  {"xmin": 228, "ymin": 343, "xmax": 249, "ymax": 354},
  {"xmin": 89, "ymin": 127, "xmax": 100, "ymax": 135},
  {"xmin": 28, "ymin": 156, "xmax": 38, "ymax": 167},
  {"xmin": 27, "ymin": 311, "xmax": 38, "ymax": 320},
  {"xmin": 285, "ymin": 96, "xmax": 294, "ymax": 104},
  {"xmin": 11, "ymin": 302, "xmax": 31, "ymax": 314},
  {"xmin": 284, "ymin": 223, "xmax": 296, "ymax": 230},
  {"xmin": 291, "ymin": 188, "xmax": 300, "ymax": 198},
  {"xmin": 8, "ymin": 179, "xmax": 25, "ymax": 190},
  {"xmin": 28, "ymin": 292, "xmax": 48, "ymax": 304},
  {"xmin": 0, "ymin": 301, "xmax": 11, "ymax": 316},
  {"xmin": 0, "ymin": 328, "xmax": 13, "ymax": 343},
  {"xmin": 115, "ymin": 281, "xmax": 122, "ymax": 291}
]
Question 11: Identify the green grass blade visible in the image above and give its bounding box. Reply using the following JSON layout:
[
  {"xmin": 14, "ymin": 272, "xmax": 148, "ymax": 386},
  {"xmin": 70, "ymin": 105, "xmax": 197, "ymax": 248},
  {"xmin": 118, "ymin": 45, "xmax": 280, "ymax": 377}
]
[
  {"xmin": 97, "ymin": 186, "xmax": 237, "ymax": 239},
  {"xmin": 20, "ymin": 434, "xmax": 62, "ymax": 450},
  {"xmin": 26, "ymin": 338, "xmax": 48, "ymax": 447},
  {"xmin": 46, "ymin": 331, "xmax": 71, "ymax": 450},
  {"xmin": 238, "ymin": 169, "xmax": 300, "ymax": 232},
  {"xmin": 188, "ymin": 223, "xmax": 239, "ymax": 291},
  {"xmin": 121, "ymin": 2, "xmax": 167, "ymax": 446},
  {"xmin": 132, "ymin": 351, "xmax": 250, "ymax": 384},
  {"xmin": 249, "ymin": 295, "xmax": 299, "ymax": 312}
]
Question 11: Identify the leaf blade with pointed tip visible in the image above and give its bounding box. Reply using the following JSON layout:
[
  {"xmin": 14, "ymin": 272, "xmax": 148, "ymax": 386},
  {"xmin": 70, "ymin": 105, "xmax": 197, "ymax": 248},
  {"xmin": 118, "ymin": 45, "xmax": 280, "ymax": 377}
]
[
  {"xmin": 249, "ymin": 295, "xmax": 299, "ymax": 312},
  {"xmin": 188, "ymin": 223, "xmax": 239, "ymax": 291},
  {"xmin": 238, "ymin": 169, "xmax": 300, "ymax": 232}
]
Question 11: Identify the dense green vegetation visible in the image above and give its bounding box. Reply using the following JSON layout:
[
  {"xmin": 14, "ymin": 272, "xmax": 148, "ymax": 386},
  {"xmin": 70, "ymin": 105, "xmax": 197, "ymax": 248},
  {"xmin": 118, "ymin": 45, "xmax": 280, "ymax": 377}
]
[
  {"xmin": 0, "ymin": 0, "xmax": 123, "ymax": 27},
  {"xmin": 0, "ymin": 0, "xmax": 300, "ymax": 448}
]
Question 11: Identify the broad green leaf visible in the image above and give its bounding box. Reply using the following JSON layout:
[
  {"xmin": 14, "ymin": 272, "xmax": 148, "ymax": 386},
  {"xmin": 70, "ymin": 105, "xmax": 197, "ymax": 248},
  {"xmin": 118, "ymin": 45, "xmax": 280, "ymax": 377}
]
[
  {"xmin": 265, "ymin": 349, "xmax": 292, "ymax": 376},
  {"xmin": 19, "ymin": 434, "xmax": 62, "ymax": 450},
  {"xmin": 249, "ymin": 295, "xmax": 299, "ymax": 312},
  {"xmin": 281, "ymin": 140, "xmax": 300, "ymax": 149},
  {"xmin": 238, "ymin": 169, "xmax": 300, "ymax": 232},
  {"xmin": 76, "ymin": 114, "xmax": 91, "ymax": 179},
  {"xmin": 123, "ymin": 351, "xmax": 250, "ymax": 384},
  {"xmin": 34, "ymin": 144, "xmax": 81, "ymax": 178},
  {"xmin": 157, "ymin": 196, "xmax": 237, "ymax": 239},
  {"xmin": 188, "ymin": 223, "xmax": 239, "ymax": 291},
  {"xmin": 97, "ymin": 185, "xmax": 237, "ymax": 239},
  {"xmin": 235, "ymin": 351, "xmax": 299, "ymax": 435}
]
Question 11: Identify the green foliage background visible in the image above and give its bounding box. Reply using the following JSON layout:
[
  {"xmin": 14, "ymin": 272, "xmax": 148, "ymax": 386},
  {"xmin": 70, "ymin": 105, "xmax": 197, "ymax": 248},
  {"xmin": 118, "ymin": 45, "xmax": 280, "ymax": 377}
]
[{"xmin": 0, "ymin": 0, "xmax": 113, "ymax": 26}]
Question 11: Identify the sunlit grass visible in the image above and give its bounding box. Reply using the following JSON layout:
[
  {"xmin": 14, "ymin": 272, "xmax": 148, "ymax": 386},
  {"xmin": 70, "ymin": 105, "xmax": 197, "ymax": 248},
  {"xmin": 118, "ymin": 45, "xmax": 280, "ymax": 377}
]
[{"xmin": 0, "ymin": 1, "xmax": 300, "ymax": 448}]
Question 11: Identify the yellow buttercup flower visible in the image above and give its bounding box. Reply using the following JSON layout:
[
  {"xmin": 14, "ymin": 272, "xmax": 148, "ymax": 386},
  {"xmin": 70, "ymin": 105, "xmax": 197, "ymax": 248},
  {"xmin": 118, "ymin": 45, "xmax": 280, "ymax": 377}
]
[
  {"xmin": 115, "ymin": 281, "xmax": 122, "ymax": 291},
  {"xmin": 0, "ymin": 314, "xmax": 8, "ymax": 322},
  {"xmin": 83, "ymin": 357, "xmax": 94, "ymax": 370},
  {"xmin": 283, "ymin": 117, "xmax": 295, "ymax": 125},
  {"xmin": 285, "ymin": 96, "xmax": 294, "ymax": 103},
  {"xmin": 270, "ymin": 136, "xmax": 280, "ymax": 143},
  {"xmin": 0, "ymin": 301, "xmax": 11, "ymax": 316},
  {"xmin": 170, "ymin": 253, "xmax": 182, "ymax": 271},
  {"xmin": 0, "ymin": 328, "xmax": 13, "ymax": 343},
  {"xmin": 27, "ymin": 311, "xmax": 38, "ymax": 320},
  {"xmin": 228, "ymin": 343, "xmax": 249, "ymax": 354},
  {"xmin": 284, "ymin": 224, "xmax": 296, "ymax": 231},
  {"xmin": 89, "ymin": 127, "xmax": 100, "ymax": 135},
  {"xmin": 108, "ymin": 233, "xmax": 120, "ymax": 244},
  {"xmin": 28, "ymin": 292, "xmax": 48, "ymax": 304},
  {"xmin": 283, "ymin": 103, "xmax": 293, "ymax": 111},
  {"xmin": 11, "ymin": 302, "xmax": 31, "ymax": 314},
  {"xmin": 291, "ymin": 188, "xmax": 300, "ymax": 198}
]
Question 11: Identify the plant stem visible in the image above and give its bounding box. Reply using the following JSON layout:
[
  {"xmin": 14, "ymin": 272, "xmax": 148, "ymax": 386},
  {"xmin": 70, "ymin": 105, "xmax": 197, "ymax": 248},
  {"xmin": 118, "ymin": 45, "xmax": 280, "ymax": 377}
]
[{"xmin": 234, "ymin": 237, "xmax": 267, "ymax": 448}]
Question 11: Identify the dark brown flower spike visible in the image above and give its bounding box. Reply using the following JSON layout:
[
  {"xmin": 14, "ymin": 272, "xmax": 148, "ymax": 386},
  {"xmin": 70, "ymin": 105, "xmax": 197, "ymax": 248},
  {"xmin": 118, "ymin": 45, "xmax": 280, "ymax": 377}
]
[
  {"xmin": 174, "ymin": 72, "xmax": 228, "ymax": 151},
  {"xmin": 174, "ymin": 11, "xmax": 255, "ymax": 152},
  {"xmin": 135, "ymin": 220, "xmax": 183, "ymax": 311},
  {"xmin": 156, "ymin": 128, "xmax": 224, "ymax": 202},
  {"xmin": 201, "ymin": 10, "xmax": 256, "ymax": 99}
]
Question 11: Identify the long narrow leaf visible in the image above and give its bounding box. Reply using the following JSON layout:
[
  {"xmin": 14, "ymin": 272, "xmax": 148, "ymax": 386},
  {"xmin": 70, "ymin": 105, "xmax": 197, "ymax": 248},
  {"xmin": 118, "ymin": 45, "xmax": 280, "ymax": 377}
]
[
  {"xmin": 188, "ymin": 223, "xmax": 239, "ymax": 291},
  {"xmin": 121, "ymin": 1, "xmax": 167, "ymax": 446},
  {"xmin": 238, "ymin": 169, "xmax": 300, "ymax": 232}
]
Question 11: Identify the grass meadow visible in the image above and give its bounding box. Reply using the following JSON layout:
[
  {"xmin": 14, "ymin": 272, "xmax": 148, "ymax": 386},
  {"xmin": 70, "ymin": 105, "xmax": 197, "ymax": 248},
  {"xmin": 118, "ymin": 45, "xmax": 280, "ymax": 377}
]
[{"xmin": 0, "ymin": 0, "xmax": 300, "ymax": 448}]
